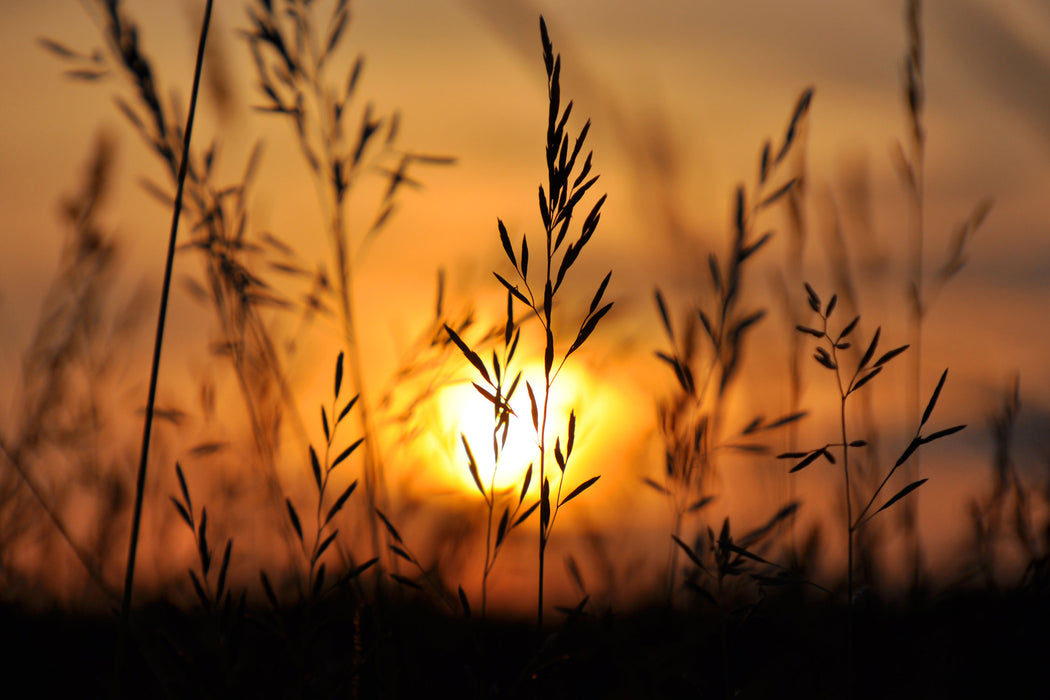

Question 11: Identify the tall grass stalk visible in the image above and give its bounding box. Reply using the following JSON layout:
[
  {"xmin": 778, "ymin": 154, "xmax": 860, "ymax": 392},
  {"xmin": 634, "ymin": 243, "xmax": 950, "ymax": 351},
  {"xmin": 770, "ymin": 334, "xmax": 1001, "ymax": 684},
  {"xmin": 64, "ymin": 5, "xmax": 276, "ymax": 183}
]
[
  {"xmin": 901, "ymin": 0, "xmax": 927, "ymax": 588},
  {"xmin": 117, "ymin": 0, "xmax": 213, "ymax": 687},
  {"xmin": 246, "ymin": 0, "xmax": 386, "ymax": 564},
  {"xmin": 444, "ymin": 291, "xmax": 539, "ymax": 619},
  {"xmin": 245, "ymin": 0, "xmax": 454, "ymax": 569},
  {"xmin": 276, "ymin": 352, "xmax": 366, "ymax": 603},
  {"xmin": 121, "ymin": 0, "xmax": 212, "ymax": 619},
  {"xmin": 790, "ymin": 286, "xmax": 906, "ymax": 683},
  {"xmin": 774, "ymin": 177, "xmax": 808, "ymax": 561},
  {"xmin": 896, "ymin": 0, "xmax": 993, "ymax": 588},
  {"xmin": 789, "ymin": 288, "xmax": 891, "ymax": 686},
  {"xmin": 527, "ymin": 18, "xmax": 610, "ymax": 628},
  {"xmin": 465, "ymin": 294, "xmax": 529, "ymax": 618},
  {"xmin": 652, "ymin": 88, "xmax": 811, "ymax": 603},
  {"xmin": 788, "ymin": 283, "xmax": 963, "ymax": 692},
  {"xmin": 447, "ymin": 18, "xmax": 609, "ymax": 627},
  {"xmin": 49, "ymin": 0, "xmax": 317, "ymax": 567}
]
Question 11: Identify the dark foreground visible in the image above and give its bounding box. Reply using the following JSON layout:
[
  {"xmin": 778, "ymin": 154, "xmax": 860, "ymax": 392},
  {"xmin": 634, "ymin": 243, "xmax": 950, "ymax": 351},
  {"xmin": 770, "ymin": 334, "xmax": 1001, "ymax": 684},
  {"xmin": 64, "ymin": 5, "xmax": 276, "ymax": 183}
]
[{"xmin": 4, "ymin": 589, "xmax": 1047, "ymax": 698}]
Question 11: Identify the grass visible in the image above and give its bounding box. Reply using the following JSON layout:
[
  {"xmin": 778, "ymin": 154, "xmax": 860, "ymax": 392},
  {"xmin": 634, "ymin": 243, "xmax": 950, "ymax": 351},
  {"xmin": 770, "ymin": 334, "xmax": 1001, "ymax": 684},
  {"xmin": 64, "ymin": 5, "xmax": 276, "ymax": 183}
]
[
  {"xmin": 650, "ymin": 87, "xmax": 811, "ymax": 606},
  {"xmin": 121, "ymin": 0, "xmax": 213, "ymax": 638},
  {"xmin": 244, "ymin": 0, "xmax": 454, "ymax": 568},
  {"xmin": 894, "ymin": 0, "xmax": 994, "ymax": 589},
  {"xmin": 2, "ymin": 0, "xmax": 1048, "ymax": 697},
  {"xmin": 784, "ymin": 284, "xmax": 964, "ymax": 689},
  {"xmin": 445, "ymin": 17, "xmax": 609, "ymax": 628},
  {"xmin": 445, "ymin": 293, "xmax": 533, "ymax": 619}
]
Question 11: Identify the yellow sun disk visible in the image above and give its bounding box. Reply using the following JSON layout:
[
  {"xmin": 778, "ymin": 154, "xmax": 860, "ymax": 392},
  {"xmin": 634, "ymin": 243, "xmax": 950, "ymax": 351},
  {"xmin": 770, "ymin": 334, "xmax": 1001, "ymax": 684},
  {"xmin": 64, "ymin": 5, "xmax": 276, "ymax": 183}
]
[{"xmin": 439, "ymin": 365, "xmax": 583, "ymax": 496}]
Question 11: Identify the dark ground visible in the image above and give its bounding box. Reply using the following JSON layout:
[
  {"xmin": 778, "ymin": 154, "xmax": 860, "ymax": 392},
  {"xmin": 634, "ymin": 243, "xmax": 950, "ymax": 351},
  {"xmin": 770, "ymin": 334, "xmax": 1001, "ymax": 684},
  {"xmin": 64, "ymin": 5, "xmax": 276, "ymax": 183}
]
[{"xmin": 3, "ymin": 588, "xmax": 1047, "ymax": 698}]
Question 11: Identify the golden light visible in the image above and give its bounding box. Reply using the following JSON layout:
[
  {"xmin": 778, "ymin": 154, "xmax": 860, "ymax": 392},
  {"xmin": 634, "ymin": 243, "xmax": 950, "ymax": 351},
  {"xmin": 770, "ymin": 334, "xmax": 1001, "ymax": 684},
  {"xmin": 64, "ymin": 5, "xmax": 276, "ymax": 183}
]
[{"xmin": 435, "ymin": 362, "xmax": 587, "ymax": 496}]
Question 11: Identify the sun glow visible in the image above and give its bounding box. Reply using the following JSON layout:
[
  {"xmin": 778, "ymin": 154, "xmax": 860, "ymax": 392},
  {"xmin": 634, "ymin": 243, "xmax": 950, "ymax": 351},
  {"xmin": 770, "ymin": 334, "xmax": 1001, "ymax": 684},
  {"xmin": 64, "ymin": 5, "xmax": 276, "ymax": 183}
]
[{"xmin": 436, "ymin": 363, "xmax": 586, "ymax": 496}]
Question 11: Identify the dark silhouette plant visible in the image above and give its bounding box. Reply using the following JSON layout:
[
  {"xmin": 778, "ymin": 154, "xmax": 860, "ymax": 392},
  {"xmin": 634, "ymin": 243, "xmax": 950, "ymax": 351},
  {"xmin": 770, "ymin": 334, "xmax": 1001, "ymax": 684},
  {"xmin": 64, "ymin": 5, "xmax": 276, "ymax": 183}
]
[
  {"xmin": 244, "ymin": 0, "xmax": 455, "ymax": 568},
  {"xmin": 445, "ymin": 17, "xmax": 609, "ymax": 628},
  {"xmin": 783, "ymin": 282, "xmax": 964, "ymax": 689},
  {"xmin": 651, "ymin": 88, "xmax": 812, "ymax": 603},
  {"xmin": 442, "ymin": 291, "xmax": 538, "ymax": 619},
  {"xmin": 262, "ymin": 352, "xmax": 373, "ymax": 606}
]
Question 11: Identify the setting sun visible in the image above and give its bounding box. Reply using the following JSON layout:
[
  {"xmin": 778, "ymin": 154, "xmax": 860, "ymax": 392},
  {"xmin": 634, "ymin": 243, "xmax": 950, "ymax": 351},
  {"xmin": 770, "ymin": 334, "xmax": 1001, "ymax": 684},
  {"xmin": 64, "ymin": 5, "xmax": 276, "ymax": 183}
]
[
  {"xmin": 435, "ymin": 362, "xmax": 586, "ymax": 496},
  {"xmin": 3, "ymin": 0, "xmax": 1049, "ymax": 695}
]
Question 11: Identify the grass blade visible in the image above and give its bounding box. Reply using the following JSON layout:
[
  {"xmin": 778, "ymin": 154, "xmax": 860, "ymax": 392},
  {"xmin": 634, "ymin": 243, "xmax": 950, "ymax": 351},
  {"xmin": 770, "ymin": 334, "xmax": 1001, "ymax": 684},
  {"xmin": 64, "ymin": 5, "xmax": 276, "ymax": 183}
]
[
  {"xmin": 331, "ymin": 438, "xmax": 365, "ymax": 471},
  {"xmin": 559, "ymin": 475, "xmax": 599, "ymax": 507},
  {"xmin": 671, "ymin": 535, "xmax": 706, "ymax": 572},
  {"xmin": 921, "ymin": 368, "xmax": 948, "ymax": 427},
  {"xmin": 286, "ymin": 499, "xmax": 303, "ymax": 544},
  {"xmin": 310, "ymin": 445, "xmax": 323, "ymax": 491},
  {"xmin": 325, "ymin": 480, "xmax": 358, "ymax": 526},
  {"xmin": 876, "ymin": 478, "xmax": 928, "ymax": 515},
  {"xmin": 921, "ymin": 424, "xmax": 966, "ymax": 444},
  {"xmin": 376, "ymin": 508, "xmax": 404, "ymax": 544}
]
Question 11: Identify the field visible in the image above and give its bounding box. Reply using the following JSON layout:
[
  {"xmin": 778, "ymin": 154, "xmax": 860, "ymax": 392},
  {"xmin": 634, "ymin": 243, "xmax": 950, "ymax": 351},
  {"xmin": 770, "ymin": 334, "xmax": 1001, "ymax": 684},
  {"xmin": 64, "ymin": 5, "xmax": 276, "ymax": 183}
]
[{"xmin": 1, "ymin": 1, "xmax": 1048, "ymax": 697}]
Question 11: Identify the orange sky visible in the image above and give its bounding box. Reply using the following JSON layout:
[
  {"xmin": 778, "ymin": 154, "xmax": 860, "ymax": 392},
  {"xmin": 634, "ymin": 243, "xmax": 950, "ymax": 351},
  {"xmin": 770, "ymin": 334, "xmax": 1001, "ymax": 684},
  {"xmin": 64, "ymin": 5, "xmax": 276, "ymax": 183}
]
[
  {"xmin": 1, "ymin": 0, "xmax": 1048, "ymax": 606},
  {"xmin": 3, "ymin": 1, "xmax": 1047, "ymax": 343}
]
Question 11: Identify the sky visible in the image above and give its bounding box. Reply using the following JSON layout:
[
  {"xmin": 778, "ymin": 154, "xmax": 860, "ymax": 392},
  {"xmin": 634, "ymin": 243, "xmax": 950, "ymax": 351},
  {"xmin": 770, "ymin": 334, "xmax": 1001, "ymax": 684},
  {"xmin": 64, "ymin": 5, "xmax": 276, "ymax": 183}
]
[{"xmin": 1, "ymin": 0, "xmax": 1048, "ymax": 605}]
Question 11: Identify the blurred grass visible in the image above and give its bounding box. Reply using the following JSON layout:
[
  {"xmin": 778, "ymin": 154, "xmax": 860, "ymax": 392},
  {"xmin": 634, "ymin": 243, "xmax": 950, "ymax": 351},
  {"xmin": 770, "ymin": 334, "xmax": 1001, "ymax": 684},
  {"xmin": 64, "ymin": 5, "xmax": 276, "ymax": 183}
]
[{"xmin": 0, "ymin": 1, "xmax": 1047, "ymax": 697}]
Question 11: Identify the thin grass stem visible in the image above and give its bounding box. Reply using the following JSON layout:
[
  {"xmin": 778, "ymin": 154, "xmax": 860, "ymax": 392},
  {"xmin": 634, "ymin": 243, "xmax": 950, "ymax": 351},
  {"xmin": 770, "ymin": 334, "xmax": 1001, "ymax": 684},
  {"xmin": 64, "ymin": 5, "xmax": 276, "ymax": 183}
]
[{"xmin": 117, "ymin": 0, "xmax": 213, "ymax": 687}]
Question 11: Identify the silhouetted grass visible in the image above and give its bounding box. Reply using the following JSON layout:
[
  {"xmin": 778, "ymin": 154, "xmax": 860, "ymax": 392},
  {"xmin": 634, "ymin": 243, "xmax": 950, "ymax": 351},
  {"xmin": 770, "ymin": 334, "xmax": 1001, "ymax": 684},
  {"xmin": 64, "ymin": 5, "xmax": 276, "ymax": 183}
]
[
  {"xmin": 445, "ymin": 17, "xmax": 609, "ymax": 629},
  {"xmin": 3, "ymin": 1, "xmax": 1048, "ymax": 698},
  {"xmin": 245, "ymin": 0, "xmax": 454, "ymax": 569},
  {"xmin": 650, "ymin": 87, "xmax": 810, "ymax": 607}
]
